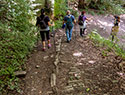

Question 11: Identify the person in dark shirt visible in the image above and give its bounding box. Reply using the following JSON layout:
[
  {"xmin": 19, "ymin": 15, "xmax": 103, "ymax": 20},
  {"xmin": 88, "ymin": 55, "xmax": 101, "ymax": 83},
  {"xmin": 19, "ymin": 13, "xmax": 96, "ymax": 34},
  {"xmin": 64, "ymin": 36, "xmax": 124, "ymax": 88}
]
[
  {"xmin": 78, "ymin": 11, "xmax": 90, "ymax": 37},
  {"xmin": 36, "ymin": 8, "xmax": 53, "ymax": 51}
]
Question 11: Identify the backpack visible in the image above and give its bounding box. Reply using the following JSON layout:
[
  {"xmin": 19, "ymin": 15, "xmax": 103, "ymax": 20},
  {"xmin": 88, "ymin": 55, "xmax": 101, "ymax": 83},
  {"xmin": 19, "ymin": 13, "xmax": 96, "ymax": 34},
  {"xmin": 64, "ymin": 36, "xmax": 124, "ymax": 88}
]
[
  {"xmin": 66, "ymin": 15, "xmax": 73, "ymax": 29},
  {"xmin": 78, "ymin": 15, "xmax": 84, "ymax": 26},
  {"xmin": 39, "ymin": 16, "xmax": 47, "ymax": 29}
]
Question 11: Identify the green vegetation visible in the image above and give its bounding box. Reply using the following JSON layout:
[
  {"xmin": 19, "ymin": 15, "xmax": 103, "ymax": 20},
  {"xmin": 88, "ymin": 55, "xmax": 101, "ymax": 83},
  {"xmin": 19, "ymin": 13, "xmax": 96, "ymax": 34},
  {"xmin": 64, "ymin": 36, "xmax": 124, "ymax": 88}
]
[
  {"xmin": 89, "ymin": 30, "xmax": 125, "ymax": 59},
  {"xmin": 54, "ymin": 0, "xmax": 78, "ymax": 29},
  {"xmin": 78, "ymin": 0, "xmax": 125, "ymax": 15},
  {"xmin": 0, "ymin": 0, "xmax": 125, "ymax": 94},
  {"xmin": 0, "ymin": 0, "xmax": 37, "ymax": 93},
  {"xmin": 54, "ymin": 0, "xmax": 68, "ymax": 29}
]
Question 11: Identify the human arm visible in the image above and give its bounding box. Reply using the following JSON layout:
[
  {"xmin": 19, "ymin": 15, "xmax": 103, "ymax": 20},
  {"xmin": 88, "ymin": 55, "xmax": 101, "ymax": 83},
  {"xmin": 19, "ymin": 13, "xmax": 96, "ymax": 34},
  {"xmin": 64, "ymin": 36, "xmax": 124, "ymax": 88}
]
[{"xmin": 48, "ymin": 21, "xmax": 54, "ymax": 26}]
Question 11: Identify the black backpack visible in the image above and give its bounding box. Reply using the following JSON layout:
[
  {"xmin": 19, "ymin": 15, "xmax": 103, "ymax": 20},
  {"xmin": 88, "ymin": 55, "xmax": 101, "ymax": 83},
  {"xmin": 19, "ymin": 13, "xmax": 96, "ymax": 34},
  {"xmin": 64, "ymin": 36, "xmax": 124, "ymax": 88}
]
[
  {"xmin": 39, "ymin": 16, "xmax": 47, "ymax": 29},
  {"xmin": 78, "ymin": 15, "xmax": 84, "ymax": 26}
]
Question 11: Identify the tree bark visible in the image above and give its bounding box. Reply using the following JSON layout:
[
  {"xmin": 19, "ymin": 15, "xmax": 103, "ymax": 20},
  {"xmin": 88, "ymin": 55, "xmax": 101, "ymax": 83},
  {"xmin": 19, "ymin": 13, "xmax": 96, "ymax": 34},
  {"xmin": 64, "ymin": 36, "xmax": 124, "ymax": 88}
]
[{"xmin": 78, "ymin": 0, "xmax": 86, "ymax": 9}]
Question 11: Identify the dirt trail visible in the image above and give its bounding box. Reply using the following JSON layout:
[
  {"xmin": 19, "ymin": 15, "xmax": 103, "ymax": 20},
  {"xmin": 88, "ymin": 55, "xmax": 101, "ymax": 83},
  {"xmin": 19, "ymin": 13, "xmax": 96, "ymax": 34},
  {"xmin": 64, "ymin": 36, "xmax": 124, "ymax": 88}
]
[
  {"xmin": 21, "ymin": 42, "xmax": 56, "ymax": 95},
  {"xmin": 20, "ymin": 24, "xmax": 125, "ymax": 95}
]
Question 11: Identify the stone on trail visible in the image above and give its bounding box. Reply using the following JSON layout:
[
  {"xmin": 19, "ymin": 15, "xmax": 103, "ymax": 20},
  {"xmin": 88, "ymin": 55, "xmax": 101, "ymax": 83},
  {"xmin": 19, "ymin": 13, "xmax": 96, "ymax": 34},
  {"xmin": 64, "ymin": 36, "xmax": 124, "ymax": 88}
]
[
  {"xmin": 47, "ymin": 91, "xmax": 53, "ymax": 94},
  {"xmin": 39, "ymin": 91, "xmax": 42, "ymax": 94},
  {"xmin": 51, "ymin": 73, "xmax": 56, "ymax": 87},
  {"xmin": 64, "ymin": 85, "xmax": 74, "ymax": 92},
  {"xmin": 14, "ymin": 71, "xmax": 26, "ymax": 77},
  {"xmin": 73, "ymin": 52, "xmax": 82, "ymax": 57},
  {"xmin": 54, "ymin": 58, "xmax": 59, "ymax": 66},
  {"xmin": 35, "ymin": 65, "xmax": 40, "ymax": 68},
  {"xmin": 50, "ymin": 54, "xmax": 54, "ymax": 58},
  {"xmin": 31, "ymin": 87, "xmax": 36, "ymax": 91},
  {"xmin": 70, "ymin": 67, "xmax": 80, "ymax": 72},
  {"xmin": 68, "ymin": 79, "xmax": 82, "ymax": 83},
  {"xmin": 88, "ymin": 60, "xmax": 96, "ymax": 64},
  {"xmin": 75, "ymin": 62, "xmax": 83, "ymax": 66},
  {"xmin": 43, "ymin": 56, "xmax": 49, "ymax": 61}
]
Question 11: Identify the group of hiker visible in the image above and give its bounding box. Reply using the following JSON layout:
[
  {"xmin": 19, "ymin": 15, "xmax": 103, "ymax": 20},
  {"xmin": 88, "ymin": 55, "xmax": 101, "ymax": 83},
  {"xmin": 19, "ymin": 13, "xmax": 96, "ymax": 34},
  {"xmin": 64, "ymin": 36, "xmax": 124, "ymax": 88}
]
[{"xmin": 36, "ymin": 8, "xmax": 120, "ymax": 51}]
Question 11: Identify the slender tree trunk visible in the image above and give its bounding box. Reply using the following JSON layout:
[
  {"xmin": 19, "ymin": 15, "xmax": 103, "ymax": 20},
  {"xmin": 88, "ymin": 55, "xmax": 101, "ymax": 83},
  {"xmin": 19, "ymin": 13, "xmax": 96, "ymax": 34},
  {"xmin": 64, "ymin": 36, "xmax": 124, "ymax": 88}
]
[
  {"xmin": 44, "ymin": 0, "xmax": 52, "ymax": 15},
  {"xmin": 78, "ymin": 0, "xmax": 86, "ymax": 9}
]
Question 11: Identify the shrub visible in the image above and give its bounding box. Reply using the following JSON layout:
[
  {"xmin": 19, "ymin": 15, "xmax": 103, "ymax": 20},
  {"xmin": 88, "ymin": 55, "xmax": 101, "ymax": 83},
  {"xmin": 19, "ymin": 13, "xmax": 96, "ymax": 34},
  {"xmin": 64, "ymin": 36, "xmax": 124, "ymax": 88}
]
[
  {"xmin": 89, "ymin": 30, "xmax": 125, "ymax": 59},
  {"xmin": 0, "ymin": 0, "xmax": 37, "ymax": 93}
]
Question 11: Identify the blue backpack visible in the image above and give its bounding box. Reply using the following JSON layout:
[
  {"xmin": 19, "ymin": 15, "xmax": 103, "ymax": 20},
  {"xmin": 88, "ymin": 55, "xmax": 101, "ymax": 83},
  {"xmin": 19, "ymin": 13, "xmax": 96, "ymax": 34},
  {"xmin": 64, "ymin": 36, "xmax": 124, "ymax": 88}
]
[{"xmin": 66, "ymin": 15, "xmax": 73, "ymax": 29}]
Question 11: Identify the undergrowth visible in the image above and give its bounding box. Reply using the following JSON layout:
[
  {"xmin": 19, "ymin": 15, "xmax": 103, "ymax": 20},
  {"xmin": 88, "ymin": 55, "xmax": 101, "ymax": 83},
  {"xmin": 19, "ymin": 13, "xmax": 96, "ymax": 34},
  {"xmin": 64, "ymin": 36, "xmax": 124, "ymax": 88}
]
[
  {"xmin": 0, "ymin": 0, "xmax": 37, "ymax": 94},
  {"xmin": 89, "ymin": 29, "xmax": 125, "ymax": 59},
  {"xmin": 78, "ymin": 0, "xmax": 125, "ymax": 15},
  {"xmin": 54, "ymin": 0, "xmax": 78, "ymax": 29}
]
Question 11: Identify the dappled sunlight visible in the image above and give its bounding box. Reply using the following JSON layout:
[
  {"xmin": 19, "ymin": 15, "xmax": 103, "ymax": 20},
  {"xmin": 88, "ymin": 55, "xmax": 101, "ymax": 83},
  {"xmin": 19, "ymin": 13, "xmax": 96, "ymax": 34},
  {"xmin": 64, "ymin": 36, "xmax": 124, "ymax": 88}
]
[
  {"xmin": 120, "ymin": 14, "xmax": 125, "ymax": 19},
  {"xmin": 75, "ymin": 62, "xmax": 83, "ymax": 66},
  {"xmin": 88, "ymin": 60, "xmax": 96, "ymax": 64},
  {"xmin": 73, "ymin": 52, "xmax": 82, "ymax": 57},
  {"xmin": 117, "ymin": 72, "xmax": 125, "ymax": 79},
  {"xmin": 97, "ymin": 20, "xmax": 113, "ymax": 27}
]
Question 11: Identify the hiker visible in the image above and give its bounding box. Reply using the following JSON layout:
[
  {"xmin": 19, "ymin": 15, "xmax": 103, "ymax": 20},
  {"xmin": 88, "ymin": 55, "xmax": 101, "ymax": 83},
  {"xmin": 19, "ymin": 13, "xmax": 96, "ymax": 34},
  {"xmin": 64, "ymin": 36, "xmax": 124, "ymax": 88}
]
[
  {"xmin": 36, "ymin": 8, "xmax": 53, "ymax": 51},
  {"xmin": 63, "ymin": 10, "xmax": 76, "ymax": 43},
  {"xmin": 78, "ymin": 11, "xmax": 90, "ymax": 37},
  {"xmin": 111, "ymin": 15, "xmax": 120, "ymax": 41}
]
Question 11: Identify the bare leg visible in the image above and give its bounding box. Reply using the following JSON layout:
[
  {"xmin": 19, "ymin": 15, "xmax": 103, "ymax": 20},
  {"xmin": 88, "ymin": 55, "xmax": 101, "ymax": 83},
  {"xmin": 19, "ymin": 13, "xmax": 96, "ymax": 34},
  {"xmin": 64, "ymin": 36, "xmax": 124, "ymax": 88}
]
[{"xmin": 42, "ymin": 41, "xmax": 46, "ymax": 50}]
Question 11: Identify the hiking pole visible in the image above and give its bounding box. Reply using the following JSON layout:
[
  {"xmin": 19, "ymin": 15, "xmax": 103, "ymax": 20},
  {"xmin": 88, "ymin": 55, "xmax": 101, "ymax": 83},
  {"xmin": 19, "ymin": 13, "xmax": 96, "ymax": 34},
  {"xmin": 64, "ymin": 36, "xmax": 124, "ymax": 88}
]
[
  {"xmin": 37, "ymin": 27, "xmax": 39, "ymax": 46},
  {"xmin": 51, "ymin": 24, "xmax": 56, "ymax": 51},
  {"xmin": 74, "ymin": 23, "xmax": 77, "ymax": 41}
]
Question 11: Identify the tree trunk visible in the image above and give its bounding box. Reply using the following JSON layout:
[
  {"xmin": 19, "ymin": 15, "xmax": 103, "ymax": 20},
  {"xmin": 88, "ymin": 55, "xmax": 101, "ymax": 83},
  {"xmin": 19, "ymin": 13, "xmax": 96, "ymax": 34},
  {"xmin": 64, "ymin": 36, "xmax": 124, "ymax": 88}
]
[{"xmin": 78, "ymin": 0, "xmax": 86, "ymax": 9}]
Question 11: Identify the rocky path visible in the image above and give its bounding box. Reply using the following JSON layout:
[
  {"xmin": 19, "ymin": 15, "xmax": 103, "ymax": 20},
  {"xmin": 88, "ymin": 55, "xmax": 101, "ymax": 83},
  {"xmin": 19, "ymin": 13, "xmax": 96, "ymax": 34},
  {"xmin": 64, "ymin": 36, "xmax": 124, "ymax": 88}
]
[{"xmin": 21, "ymin": 25, "xmax": 124, "ymax": 95}]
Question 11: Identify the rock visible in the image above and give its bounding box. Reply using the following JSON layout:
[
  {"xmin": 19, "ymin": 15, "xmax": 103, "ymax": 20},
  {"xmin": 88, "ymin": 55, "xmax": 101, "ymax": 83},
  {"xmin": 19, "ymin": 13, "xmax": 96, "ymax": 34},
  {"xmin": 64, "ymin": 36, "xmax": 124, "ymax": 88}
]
[
  {"xmin": 119, "ymin": 62, "xmax": 125, "ymax": 71},
  {"xmin": 43, "ymin": 56, "xmax": 49, "ymax": 61},
  {"xmin": 35, "ymin": 65, "xmax": 40, "ymax": 68},
  {"xmin": 60, "ymin": 60, "xmax": 71, "ymax": 64},
  {"xmin": 39, "ymin": 91, "xmax": 42, "ymax": 94},
  {"xmin": 47, "ymin": 91, "xmax": 53, "ymax": 94},
  {"xmin": 68, "ymin": 79, "xmax": 82, "ymax": 83},
  {"xmin": 51, "ymin": 73, "xmax": 56, "ymax": 87},
  {"xmin": 73, "ymin": 52, "xmax": 82, "ymax": 57},
  {"xmin": 70, "ymin": 67, "xmax": 80, "ymax": 72},
  {"xmin": 65, "ymin": 86, "xmax": 74, "ymax": 92},
  {"xmin": 54, "ymin": 58, "xmax": 59, "ymax": 66},
  {"xmin": 112, "ymin": 80, "xmax": 118, "ymax": 83},
  {"xmin": 34, "ymin": 72, "xmax": 38, "ymax": 74},
  {"xmin": 31, "ymin": 87, "xmax": 36, "ymax": 91},
  {"xmin": 14, "ymin": 71, "xmax": 26, "ymax": 77},
  {"xmin": 51, "ymin": 54, "xmax": 54, "ymax": 58},
  {"xmin": 88, "ymin": 60, "xmax": 96, "ymax": 64},
  {"xmin": 56, "ymin": 66, "xmax": 59, "ymax": 74}
]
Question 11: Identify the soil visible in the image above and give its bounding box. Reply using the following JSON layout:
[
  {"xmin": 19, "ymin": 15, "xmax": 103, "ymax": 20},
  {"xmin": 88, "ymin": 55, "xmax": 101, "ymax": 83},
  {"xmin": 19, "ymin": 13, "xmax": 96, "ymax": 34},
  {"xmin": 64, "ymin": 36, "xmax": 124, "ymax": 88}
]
[
  {"xmin": 8, "ymin": 12, "xmax": 125, "ymax": 95},
  {"xmin": 15, "ymin": 20, "xmax": 124, "ymax": 95}
]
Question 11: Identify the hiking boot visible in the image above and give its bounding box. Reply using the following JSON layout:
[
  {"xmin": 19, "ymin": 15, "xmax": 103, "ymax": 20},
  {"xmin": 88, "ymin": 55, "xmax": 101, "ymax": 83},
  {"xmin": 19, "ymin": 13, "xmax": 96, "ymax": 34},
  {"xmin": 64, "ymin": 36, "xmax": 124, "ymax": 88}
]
[
  {"xmin": 42, "ymin": 47, "xmax": 46, "ymax": 51},
  {"xmin": 67, "ymin": 40, "xmax": 70, "ymax": 43},
  {"xmin": 48, "ymin": 44, "xmax": 51, "ymax": 48}
]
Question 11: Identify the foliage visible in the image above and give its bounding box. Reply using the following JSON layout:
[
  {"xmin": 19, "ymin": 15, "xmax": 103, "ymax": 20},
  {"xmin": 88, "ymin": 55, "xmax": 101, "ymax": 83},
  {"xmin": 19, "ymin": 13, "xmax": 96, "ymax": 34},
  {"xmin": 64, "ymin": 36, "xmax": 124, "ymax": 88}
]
[
  {"xmin": 54, "ymin": 0, "xmax": 68, "ymax": 29},
  {"xmin": 54, "ymin": 0, "xmax": 68, "ymax": 19},
  {"xmin": 89, "ymin": 30, "xmax": 125, "ymax": 59},
  {"xmin": 54, "ymin": 0, "xmax": 78, "ymax": 29},
  {"xmin": 0, "ymin": 0, "xmax": 37, "ymax": 93},
  {"xmin": 78, "ymin": 0, "xmax": 125, "ymax": 15}
]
